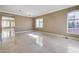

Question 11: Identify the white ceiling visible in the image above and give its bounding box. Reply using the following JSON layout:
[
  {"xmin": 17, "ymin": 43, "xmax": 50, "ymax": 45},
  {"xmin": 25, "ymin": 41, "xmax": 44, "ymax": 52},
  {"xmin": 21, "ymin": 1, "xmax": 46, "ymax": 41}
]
[{"xmin": 0, "ymin": 5, "xmax": 75, "ymax": 17}]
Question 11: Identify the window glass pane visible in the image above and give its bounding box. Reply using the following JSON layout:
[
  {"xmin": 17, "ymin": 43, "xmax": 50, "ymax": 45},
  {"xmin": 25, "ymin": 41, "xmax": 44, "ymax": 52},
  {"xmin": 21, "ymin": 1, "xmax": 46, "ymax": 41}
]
[
  {"xmin": 39, "ymin": 19, "xmax": 43, "ymax": 28},
  {"xmin": 36, "ymin": 19, "xmax": 40, "ymax": 28},
  {"xmin": 2, "ymin": 21, "xmax": 10, "ymax": 27},
  {"xmin": 68, "ymin": 12, "xmax": 75, "ymax": 20},
  {"xmin": 68, "ymin": 21, "xmax": 75, "ymax": 28},
  {"xmin": 68, "ymin": 16, "xmax": 75, "ymax": 21},
  {"xmin": 75, "ymin": 12, "xmax": 79, "ymax": 19},
  {"xmin": 75, "ymin": 20, "xmax": 79, "ymax": 28},
  {"xmin": 11, "ymin": 21, "xmax": 15, "ymax": 27},
  {"xmin": 40, "ymin": 22, "xmax": 43, "ymax": 28}
]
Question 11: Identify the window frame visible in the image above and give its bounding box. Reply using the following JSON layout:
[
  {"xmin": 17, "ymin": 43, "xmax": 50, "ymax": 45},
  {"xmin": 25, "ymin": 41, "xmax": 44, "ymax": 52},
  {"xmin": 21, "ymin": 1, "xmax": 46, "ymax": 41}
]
[
  {"xmin": 2, "ymin": 16, "xmax": 15, "ymax": 28},
  {"xmin": 35, "ymin": 17, "xmax": 43, "ymax": 28},
  {"xmin": 67, "ymin": 10, "xmax": 79, "ymax": 35}
]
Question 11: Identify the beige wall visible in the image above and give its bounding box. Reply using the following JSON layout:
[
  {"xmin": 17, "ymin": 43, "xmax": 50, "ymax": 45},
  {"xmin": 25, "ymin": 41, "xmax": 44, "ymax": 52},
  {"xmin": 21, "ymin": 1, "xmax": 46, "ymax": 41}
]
[
  {"xmin": 0, "ymin": 13, "xmax": 33, "ymax": 32},
  {"xmin": 34, "ymin": 6, "xmax": 79, "ymax": 38},
  {"xmin": 15, "ymin": 16, "xmax": 33, "ymax": 32}
]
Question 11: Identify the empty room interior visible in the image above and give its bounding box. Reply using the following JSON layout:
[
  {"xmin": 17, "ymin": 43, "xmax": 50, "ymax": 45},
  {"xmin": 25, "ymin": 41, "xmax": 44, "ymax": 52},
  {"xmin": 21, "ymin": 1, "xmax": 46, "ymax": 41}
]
[{"xmin": 0, "ymin": 5, "xmax": 79, "ymax": 53}]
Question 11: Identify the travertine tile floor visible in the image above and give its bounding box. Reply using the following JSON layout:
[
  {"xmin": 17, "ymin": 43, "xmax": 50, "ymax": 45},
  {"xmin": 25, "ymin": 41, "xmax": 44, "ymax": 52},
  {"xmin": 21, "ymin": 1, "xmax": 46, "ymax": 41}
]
[{"xmin": 0, "ymin": 30, "xmax": 79, "ymax": 53}]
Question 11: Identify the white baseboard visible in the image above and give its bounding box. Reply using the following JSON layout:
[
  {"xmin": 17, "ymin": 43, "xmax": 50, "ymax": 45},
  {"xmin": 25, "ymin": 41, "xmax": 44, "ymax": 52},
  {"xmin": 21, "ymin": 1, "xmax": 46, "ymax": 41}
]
[
  {"xmin": 39, "ymin": 31, "xmax": 79, "ymax": 40},
  {"xmin": 41, "ymin": 31, "xmax": 65, "ymax": 38},
  {"xmin": 68, "ymin": 36, "xmax": 79, "ymax": 40}
]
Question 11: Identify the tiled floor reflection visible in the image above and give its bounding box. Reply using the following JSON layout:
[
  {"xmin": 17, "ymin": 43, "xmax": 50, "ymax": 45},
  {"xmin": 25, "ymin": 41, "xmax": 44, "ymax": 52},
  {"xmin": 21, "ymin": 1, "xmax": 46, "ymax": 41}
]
[
  {"xmin": 0, "ymin": 30, "xmax": 79, "ymax": 53},
  {"xmin": 2, "ymin": 28, "xmax": 15, "ymax": 39}
]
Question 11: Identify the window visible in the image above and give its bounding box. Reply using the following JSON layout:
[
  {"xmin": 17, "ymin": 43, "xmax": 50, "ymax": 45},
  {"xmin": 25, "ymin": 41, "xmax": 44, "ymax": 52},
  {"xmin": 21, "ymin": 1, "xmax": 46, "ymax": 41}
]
[
  {"xmin": 2, "ymin": 16, "xmax": 15, "ymax": 28},
  {"xmin": 67, "ymin": 11, "xmax": 79, "ymax": 34},
  {"xmin": 35, "ymin": 17, "xmax": 43, "ymax": 28}
]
